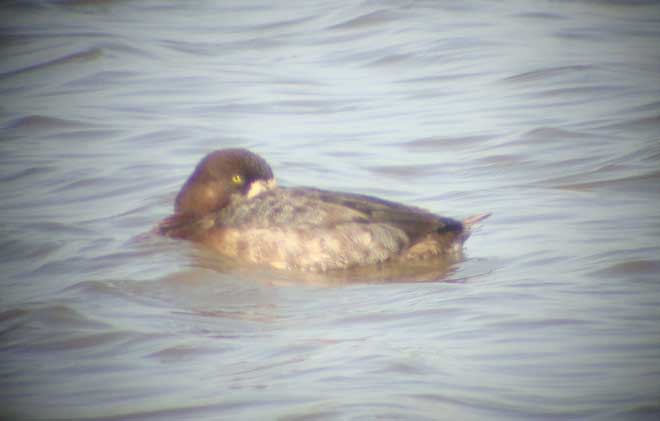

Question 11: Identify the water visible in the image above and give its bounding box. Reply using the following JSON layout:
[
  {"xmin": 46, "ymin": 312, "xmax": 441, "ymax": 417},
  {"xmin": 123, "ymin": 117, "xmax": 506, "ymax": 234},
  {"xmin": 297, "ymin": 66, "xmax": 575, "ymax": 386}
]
[{"xmin": 2, "ymin": 0, "xmax": 660, "ymax": 419}]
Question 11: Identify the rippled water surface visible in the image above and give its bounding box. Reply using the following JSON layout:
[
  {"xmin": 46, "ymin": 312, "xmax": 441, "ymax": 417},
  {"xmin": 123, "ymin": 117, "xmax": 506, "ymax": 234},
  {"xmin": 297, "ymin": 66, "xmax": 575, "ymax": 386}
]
[{"xmin": 2, "ymin": 1, "xmax": 660, "ymax": 419}]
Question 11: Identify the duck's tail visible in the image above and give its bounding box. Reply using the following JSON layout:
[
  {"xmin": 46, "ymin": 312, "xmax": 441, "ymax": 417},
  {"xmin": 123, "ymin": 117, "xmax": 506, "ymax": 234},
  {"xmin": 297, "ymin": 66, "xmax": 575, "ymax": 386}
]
[
  {"xmin": 454, "ymin": 212, "xmax": 490, "ymax": 246},
  {"xmin": 463, "ymin": 212, "xmax": 491, "ymax": 230}
]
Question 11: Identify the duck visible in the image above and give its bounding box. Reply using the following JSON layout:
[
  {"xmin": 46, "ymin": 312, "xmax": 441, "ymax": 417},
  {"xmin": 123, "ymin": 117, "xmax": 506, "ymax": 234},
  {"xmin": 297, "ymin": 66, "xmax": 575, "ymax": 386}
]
[{"xmin": 158, "ymin": 148, "xmax": 489, "ymax": 272}]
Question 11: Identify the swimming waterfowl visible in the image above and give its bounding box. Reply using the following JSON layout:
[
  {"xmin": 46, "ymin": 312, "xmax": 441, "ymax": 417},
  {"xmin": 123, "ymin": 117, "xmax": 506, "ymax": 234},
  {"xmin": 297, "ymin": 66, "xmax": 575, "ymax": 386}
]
[{"xmin": 158, "ymin": 148, "xmax": 489, "ymax": 272}]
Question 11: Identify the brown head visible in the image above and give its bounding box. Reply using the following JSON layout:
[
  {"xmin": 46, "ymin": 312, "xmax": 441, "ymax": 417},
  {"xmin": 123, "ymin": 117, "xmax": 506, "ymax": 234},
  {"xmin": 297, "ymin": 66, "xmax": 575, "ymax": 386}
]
[{"xmin": 174, "ymin": 148, "xmax": 275, "ymax": 218}]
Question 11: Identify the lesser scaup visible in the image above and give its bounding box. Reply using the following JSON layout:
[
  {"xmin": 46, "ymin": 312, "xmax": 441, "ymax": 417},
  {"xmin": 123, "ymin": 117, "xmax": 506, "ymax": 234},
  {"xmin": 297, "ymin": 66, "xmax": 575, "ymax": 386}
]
[{"xmin": 159, "ymin": 148, "xmax": 489, "ymax": 271}]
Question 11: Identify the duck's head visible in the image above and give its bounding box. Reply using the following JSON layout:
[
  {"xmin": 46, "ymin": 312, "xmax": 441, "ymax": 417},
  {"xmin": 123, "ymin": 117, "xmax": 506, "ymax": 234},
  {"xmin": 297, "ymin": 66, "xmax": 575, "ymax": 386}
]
[{"xmin": 174, "ymin": 148, "xmax": 275, "ymax": 217}]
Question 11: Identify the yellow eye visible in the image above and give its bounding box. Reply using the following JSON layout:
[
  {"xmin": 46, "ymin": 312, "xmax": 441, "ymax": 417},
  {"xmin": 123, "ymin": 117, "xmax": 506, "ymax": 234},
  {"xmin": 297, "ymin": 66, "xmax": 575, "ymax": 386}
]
[{"xmin": 231, "ymin": 174, "xmax": 244, "ymax": 184}]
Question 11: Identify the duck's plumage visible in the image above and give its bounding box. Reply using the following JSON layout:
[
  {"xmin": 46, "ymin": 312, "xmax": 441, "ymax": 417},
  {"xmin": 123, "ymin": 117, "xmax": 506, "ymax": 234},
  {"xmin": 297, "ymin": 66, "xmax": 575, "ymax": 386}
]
[{"xmin": 159, "ymin": 148, "xmax": 489, "ymax": 272}]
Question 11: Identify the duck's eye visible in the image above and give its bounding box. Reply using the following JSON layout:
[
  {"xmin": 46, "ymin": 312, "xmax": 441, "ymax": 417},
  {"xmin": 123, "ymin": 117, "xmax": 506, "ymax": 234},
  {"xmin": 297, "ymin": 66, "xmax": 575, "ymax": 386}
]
[{"xmin": 231, "ymin": 174, "xmax": 244, "ymax": 184}]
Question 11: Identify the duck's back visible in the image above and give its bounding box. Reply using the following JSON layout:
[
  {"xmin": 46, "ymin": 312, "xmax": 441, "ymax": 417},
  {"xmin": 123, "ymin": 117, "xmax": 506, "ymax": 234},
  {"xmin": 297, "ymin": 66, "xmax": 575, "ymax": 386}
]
[{"xmin": 204, "ymin": 187, "xmax": 466, "ymax": 271}]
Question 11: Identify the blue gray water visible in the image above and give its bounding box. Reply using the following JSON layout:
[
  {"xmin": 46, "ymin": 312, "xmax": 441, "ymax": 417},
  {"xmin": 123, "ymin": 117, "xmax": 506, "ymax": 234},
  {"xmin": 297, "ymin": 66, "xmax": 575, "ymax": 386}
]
[{"xmin": 2, "ymin": 1, "xmax": 660, "ymax": 419}]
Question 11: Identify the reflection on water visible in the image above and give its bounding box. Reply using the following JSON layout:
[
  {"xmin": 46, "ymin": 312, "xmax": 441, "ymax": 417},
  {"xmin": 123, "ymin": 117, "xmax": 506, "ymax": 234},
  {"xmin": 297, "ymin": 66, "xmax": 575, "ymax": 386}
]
[
  {"xmin": 196, "ymin": 249, "xmax": 462, "ymax": 286},
  {"xmin": 2, "ymin": 0, "xmax": 660, "ymax": 419}
]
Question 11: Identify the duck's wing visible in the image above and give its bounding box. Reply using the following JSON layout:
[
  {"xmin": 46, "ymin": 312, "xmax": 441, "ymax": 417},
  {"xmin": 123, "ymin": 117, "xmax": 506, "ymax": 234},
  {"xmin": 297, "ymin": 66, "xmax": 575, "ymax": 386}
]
[
  {"xmin": 308, "ymin": 188, "xmax": 464, "ymax": 240},
  {"xmin": 219, "ymin": 187, "xmax": 463, "ymax": 242}
]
